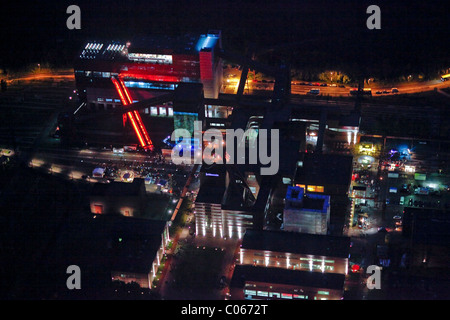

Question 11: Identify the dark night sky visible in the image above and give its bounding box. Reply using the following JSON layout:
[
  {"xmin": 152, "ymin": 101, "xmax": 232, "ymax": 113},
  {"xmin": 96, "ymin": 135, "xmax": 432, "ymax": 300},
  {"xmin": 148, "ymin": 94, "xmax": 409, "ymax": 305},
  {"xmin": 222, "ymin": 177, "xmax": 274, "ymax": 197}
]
[{"xmin": 0, "ymin": 0, "xmax": 448, "ymax": 77}]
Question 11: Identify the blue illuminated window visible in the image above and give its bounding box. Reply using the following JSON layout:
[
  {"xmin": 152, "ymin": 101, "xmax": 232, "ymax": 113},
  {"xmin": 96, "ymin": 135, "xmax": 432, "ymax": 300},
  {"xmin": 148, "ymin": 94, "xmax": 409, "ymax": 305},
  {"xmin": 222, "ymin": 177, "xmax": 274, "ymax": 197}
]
[{"xmin": 124, "ymin": 81, "xmax": 177, "ymax": 90}]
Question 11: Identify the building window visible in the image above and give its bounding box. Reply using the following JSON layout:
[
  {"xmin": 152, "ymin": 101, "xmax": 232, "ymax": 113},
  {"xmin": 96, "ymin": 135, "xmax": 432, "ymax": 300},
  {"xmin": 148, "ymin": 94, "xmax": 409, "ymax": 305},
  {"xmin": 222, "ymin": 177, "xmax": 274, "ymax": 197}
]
[
  {"xmin": 93, "ymin": 205, "xmax": 103, "ymax": 214},
  {"xmin": 257, "ymin": 291, "xmax": 268, "ymax": 297},
  {"xmin": 306, "ymin": 185, "xmax": 324, "ymax": 193},
  {"xmin": 281, "ymin": 293, "xmax": 293, "ymax": 299}
]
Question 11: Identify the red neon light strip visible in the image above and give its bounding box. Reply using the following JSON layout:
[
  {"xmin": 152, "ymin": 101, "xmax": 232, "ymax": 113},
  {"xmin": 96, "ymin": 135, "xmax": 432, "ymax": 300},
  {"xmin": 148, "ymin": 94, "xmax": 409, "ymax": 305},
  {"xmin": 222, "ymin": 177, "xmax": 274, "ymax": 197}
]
[
  {"xmin": 120, "ymin": 73, "xmax": 181, "ymax": 83},
  {"xmin": 133, "ymin": 110, "xmax": 152, "ymax": 145},
  {"xmin": 117, "ymin": 78, "xmax": 153, "ymax": 149},
  {"xmin": 128, "ymin": 111, "xmax": 146, "ymax": 147},
  {"xmin": 111, "ymin": 77, "xmax": 147, "ymax": 148}
]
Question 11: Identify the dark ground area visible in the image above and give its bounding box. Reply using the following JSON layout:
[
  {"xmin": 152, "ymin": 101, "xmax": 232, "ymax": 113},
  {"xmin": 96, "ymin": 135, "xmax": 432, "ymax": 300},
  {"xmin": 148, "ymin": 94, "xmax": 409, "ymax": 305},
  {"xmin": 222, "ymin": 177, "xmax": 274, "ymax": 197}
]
[{"xmin": 1, "ymin": 0, "xmax": 449, "ymax": 81}]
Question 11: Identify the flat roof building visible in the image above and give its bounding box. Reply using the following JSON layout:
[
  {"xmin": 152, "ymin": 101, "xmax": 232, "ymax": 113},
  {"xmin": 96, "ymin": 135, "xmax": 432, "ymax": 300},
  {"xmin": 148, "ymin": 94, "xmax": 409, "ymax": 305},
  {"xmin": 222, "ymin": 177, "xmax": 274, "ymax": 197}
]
[
  {"xmin": 74, "ymin": 31, "xmax": 223, "ymax": 111},
  {"xmin": 283, "ymin": 186, "xmax": 331, "ymax": 234},
  {"xmin": 194, "ymin": 165, "xmax": 254, "ymax": 239},
  {"xmin": 240, "ymin": 229, "xmax": 350, "ymax": 263},
  {"xmin": 230, "ymin": 265, "xmax": 346, "ymax": 300},
  {"xmin": 90, "ymin": 179, "xmax": 146, "ymax": 217},
  {"xmin": 294, "ymin": 152, "xmax": 353, "ymax": 196},
  {"xmin": 231, "ymin": 229, "xmax": 350, "ymax": 300}
]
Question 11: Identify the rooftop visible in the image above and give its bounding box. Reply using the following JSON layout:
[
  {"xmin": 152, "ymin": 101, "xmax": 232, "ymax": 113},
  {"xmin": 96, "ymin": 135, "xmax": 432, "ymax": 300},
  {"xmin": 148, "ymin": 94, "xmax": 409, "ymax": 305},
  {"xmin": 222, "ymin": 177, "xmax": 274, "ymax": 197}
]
[
  {"xmin": 128, "ymin": 34, "xmax": 200, "ymax": 55},
  {"xmin": 241, "ymin": 229, "xmax": 350, "ymax": 259},
  {"xmin": 78, "ymin": 41, "xmax": 128, "ymax": 61},
  {"xmin": 230, "ymin": 265, "xmax": 346, "ymax": 290},
  {"xmin": 295, "ymin": 152, "xmax": 353, "ymax": 187},
  {"xmin": 77, "ymin": 32, "xmax": 221, "ymax": 61},
  {"xmin": 50, "ymin": 215, "xmax": 168, "ymax": 275},
  {"xmin": 403, "ymin": 207, "xmax": 450, "ymax": 245},
  {"xmin": 195, "ymin": 165, "xmax": 226, "ymax": 204},
  {"xmin": 285, "ymin": 186, "xmax": 330, "ymax": 212}
]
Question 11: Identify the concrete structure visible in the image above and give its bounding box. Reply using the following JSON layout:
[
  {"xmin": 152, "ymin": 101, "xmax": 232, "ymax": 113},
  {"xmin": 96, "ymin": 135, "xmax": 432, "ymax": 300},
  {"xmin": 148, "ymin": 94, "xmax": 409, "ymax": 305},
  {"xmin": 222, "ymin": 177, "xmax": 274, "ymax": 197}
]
[
  {"xmin": 89, "ymin": 179, "xmax": 146, "ymax": 217},
  {"xmin": 230, "ymin": 229, "xmax": 350, "ymax": 300},
  {"xmin": 74, "ymin": 31, "xmax": 223, "ymax": 112},
  {"xmin": 106, "ymin": 216, "xmax": 170, "ymax": 288},
  {"xmin": 194, "ymin": 165, "xmax": 254, "ymax": 239},
  {"xmin": 230, "ymin": 265, "xmax": 346, "ymax": 300},
  {"xmin": 238, "ymin": 229, "xmax": 350, "ymax": 274},
  {"xmin": 294, "ymin": 152, "xmax": 353, "ymax": 196},
  {"xmin": 283, "ymin": 186, "xmax": 330, "ymax": 235}
]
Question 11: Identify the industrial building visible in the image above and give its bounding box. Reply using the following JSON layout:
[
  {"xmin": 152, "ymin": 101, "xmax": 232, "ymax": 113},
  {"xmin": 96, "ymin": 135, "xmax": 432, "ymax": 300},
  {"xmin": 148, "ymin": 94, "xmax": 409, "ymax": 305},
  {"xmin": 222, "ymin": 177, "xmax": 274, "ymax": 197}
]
[
  {"xmin": 194, "ymin": 164, "xmax": 255, "ymax": 239},
  {"xmin": 230, "ymin": 229, "xmax": 350, "ymax": 300},
  {"xmin": 283, "ymin": 186, "xmax": 331, "ymax": 235},
  {"xmin": 74, "ymin": 31, "xmax": 223, "ymax": 107},
  {"xmin": 294, "ymin": 152, "xmax": 354, "ymax": 196},
  {"xmin": 90, "ymin": 178, "xmax": 146, "ymax": 217},
  {"xmin": 69, "ymin": 31, "xmax": 223, "ymax": 149}
]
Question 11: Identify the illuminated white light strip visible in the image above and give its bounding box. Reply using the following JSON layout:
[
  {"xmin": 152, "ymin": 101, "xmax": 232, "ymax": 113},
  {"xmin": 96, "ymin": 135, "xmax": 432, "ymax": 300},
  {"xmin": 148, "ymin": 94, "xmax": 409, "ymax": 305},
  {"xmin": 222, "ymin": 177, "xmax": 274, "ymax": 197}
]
[{"xmin": 73, "ymin": 102, "xmax": 86, "ymax": 115}]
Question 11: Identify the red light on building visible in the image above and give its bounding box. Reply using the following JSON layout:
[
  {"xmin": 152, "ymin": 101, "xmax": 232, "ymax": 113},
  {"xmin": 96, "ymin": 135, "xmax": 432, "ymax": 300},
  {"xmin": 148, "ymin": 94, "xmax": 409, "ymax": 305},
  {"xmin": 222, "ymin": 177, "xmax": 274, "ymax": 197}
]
[
  {"xmin": 351, "ymin": 264, "xmax": 360, "ymax": 273},
  {"xmin": 111, "ymin": 76, "xmax": 154, "ymax": 150}
]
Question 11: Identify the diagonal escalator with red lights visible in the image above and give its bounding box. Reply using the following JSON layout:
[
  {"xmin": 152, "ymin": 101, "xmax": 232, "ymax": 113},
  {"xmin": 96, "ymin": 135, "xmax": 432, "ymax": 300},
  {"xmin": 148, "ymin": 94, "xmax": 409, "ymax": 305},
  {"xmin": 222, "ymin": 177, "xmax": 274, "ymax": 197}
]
[{"xmin": 111, "ymin": 76, "xmax": 154, "ymax": 151}]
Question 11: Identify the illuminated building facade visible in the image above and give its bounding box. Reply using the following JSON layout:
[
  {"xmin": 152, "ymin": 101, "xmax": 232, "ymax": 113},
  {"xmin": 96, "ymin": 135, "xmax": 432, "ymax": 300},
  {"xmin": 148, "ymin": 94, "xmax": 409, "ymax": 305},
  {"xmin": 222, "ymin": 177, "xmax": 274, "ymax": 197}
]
[
  {"xmin": 194, "ymin": 165, "xmax": 257, "ymax": 239},
  {"xmin": 230, "ymin": 265, "xmax": 346, "ymax": 300},
  {"xmin": 238, "ymin": 229, "xmax": 350, "ymax": 274},
  {"xmin": 108, "ymin": 217, "xmax": 170, "ymax": 289},
  {"xmin": 231, "ymin": 229, "xmax": 350, "ymax": 300},
  {"xmin": 74, "ymin": 31, "xmax": 223, "ymax": 112},
  {"xmin": 283, "ymin": 186, "xmax": 331, "ymax": 235}
]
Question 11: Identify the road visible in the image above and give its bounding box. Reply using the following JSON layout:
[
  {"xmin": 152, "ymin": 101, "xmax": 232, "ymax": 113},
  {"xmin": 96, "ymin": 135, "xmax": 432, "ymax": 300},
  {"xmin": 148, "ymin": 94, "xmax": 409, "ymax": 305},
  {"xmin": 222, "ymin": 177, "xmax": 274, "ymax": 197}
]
[
  {"xmin": 4, "ymin": 70, "xmax": 74, "ymax": 84},
  {"xmin": 222, "ymin": 67, "xmax": 450, "ymax": 96}
]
